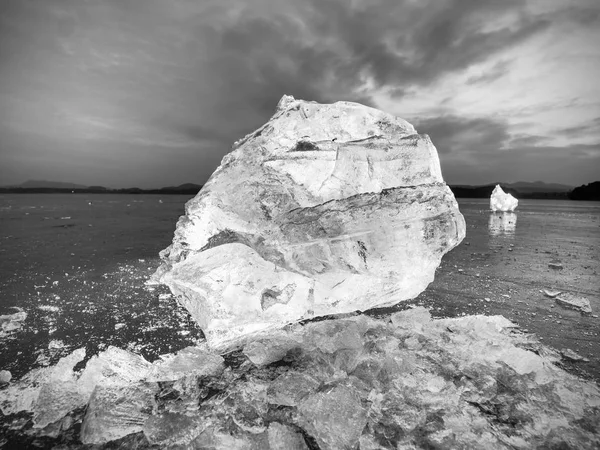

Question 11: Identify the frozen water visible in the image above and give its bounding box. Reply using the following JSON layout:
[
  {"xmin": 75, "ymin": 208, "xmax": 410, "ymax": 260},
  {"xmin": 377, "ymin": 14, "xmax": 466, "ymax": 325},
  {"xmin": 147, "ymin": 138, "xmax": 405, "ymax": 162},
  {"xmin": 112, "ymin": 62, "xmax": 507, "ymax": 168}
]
[{"xmin": 490, "ymin": 184, "xmax": 518, "ymax": 212}]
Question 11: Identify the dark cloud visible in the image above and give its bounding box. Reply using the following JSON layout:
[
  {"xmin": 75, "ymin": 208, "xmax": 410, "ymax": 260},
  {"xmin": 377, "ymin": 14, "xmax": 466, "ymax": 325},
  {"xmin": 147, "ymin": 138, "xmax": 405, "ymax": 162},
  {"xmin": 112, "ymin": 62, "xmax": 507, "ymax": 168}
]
[
  {"xmin": 0, "ymin": 0, "xmax": 598, "ymax": 187},
  {"xmin": 507, "ymin": 134, "xmax": 550, "ymax": 147},
  {"xmin": 414, "ymin": 115, "xmax": 510, "ymax": 154},
  {"xmin": 467, "ymin": 60, "xmax": 512, "ymax": 85},
  {"xmin": 558, "ymin": 118, "xmax": 600, "ymax": 138}
]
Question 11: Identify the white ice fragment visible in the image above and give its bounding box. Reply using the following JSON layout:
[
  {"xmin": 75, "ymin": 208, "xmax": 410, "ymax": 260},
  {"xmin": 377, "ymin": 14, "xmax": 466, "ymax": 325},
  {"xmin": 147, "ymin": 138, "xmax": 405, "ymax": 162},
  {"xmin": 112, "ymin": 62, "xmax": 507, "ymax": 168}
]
[
  {"xmin": 80, "ymin": 382, "xmax": 157, "ymax": 444},
  {"xmin": 298, "ymin": 385, "xmax": 368, "ymax": 450},
  {"xmin": 0, "ymin": 370, "xmax": 11, "ymax": 383},
  {"xmin": 391, "ymin": 306, "xmax": 432, "ymax": 332},
  {"xmin": 143, "ymin": 411, "xmax": 204, "ymax": 446},
  {"xmin": 543, "ymin": 289, "xmax": 562, "ymax": 298},
  {"xmin": 268, "ymin": 423, "xmax": 309, "ymax": 450},
  {"xmin": 146, "ymin": 346, "xmax": 224, "ymax": 382},
  {"xmin": 244, "ymin": 336, "xmax": 298, "ymax": 367},
  {"xmin": 561, "ymin": 348, "xmax": 588, "ymax": 362},
  {"xmin": 30, "ymin": 348, "xmax": 87, "ymax": 428},
  {"xmin": 555, "ymin": 293, "xmax": 592, "ymax": 315},
  {"xmin": 38, "ymin": 305, "xmax": 60, "ymax": 312},
  {"xmin": 267, "ymin": 372, "xmax": 320, "ymax": 407},
  {"xmin": 0, "ymin": 307, "xmax": 27, "ymax": 337},
  {"xmin": 78, "ymin": 347, "xmax": 152, "ymax": 395},
  {"xmin": 490, "ymin": 184, "xmax": 518, "ymax": 212}
]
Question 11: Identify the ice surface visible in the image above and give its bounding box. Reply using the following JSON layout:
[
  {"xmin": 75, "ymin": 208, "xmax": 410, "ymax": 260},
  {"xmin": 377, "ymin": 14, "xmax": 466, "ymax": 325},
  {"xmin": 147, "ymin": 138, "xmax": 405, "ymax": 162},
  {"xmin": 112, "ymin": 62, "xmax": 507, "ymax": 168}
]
[{"xmin": 490, "ymin": 184, "xmax": 518, "ymax": 212}]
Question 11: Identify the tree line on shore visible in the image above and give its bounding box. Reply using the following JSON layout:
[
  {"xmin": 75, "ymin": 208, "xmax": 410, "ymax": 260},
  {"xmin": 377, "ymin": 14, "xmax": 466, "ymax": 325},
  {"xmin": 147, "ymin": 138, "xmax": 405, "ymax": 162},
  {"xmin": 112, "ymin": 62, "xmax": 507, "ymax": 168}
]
[{"xmin": 1, "ymin": 182, "xmax": 599, "ymax": 200}]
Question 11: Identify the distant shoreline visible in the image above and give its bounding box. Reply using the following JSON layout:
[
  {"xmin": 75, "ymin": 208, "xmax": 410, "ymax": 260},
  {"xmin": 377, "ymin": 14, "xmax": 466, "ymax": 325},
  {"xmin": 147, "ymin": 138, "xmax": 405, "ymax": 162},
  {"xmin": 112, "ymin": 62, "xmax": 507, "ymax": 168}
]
[
  {"xmin": 0, "ymin": 187, "xmax": 201, "ymax": 195},
  {"xmin": 1, "ymin": 183, "xmax": 599, "ymax": 200}
]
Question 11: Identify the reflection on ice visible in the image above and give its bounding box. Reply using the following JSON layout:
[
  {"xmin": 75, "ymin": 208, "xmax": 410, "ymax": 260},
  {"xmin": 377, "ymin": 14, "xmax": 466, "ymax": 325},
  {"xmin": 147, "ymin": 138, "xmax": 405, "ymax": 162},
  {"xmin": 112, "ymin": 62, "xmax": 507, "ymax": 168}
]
[{"xmin": 488, "ymin": 212, "xmax": 517, "ymax": 236}]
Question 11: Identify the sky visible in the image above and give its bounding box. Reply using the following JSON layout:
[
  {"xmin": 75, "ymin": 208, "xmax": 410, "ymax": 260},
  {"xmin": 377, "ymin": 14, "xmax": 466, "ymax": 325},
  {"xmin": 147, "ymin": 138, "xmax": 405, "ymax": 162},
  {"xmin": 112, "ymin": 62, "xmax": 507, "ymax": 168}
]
[{"xmin": 0, "ymin": 0, "xmax": 599, "ymax": 188}]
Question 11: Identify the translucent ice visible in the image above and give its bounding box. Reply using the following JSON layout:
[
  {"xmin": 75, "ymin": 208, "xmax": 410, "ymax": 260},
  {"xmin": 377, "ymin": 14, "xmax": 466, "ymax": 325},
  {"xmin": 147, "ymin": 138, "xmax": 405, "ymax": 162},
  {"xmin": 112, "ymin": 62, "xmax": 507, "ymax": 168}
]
[{"xmin": 490, "ymin": 184, "xmax": 518, "ymax": 212}]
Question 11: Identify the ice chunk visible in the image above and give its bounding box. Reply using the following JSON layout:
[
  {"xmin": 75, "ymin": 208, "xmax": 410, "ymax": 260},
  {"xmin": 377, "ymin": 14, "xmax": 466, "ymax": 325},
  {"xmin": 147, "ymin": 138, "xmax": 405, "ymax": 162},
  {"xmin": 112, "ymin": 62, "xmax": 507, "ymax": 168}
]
[
  {"xmin": 33, "ymin": 380, "xmax": 86, "ymax": 429},
  {"xmin": 243, "ymin": 336, "xmax": 300, "ymax": 366},
  {"xmin": 561, "ymin": 348, "xmax": 588, "ymax": 362},
  {"xmin": 268, "ymin": 422, "xmax": 309, "ymax": 450},
  {"xmin": 0, "ymin": 307, "xmax": 27, "ymax": 337},
  {"xmin": 155, "ymin": 95, "xmax": 465, "ymax": 349},
  {"xmin": 143, "ymin": 411, "xmax": 205, "ymax": 446},
  {"xmin": 5, "ymin": 312, "xmax": 600, "ymax": 448},
  {"xmin": 0, "ymin": 370, "xmax": 11, "ymax": 384},
  {"xmin": 80, "ymin": 382, "xmax": 158, "ymax": 444},
  {"xmin": 2, "ymin": 346, "xmax": 153, "ymax": 429},
  {"xmin": 297, "ymin": 385, "xmax": 368, "ymax": 450},
  {"xmin": 267, "ymin": 372, "xmax": 320, "ymax": 406},
  {"xmin": 31, "ymin": 348, "xmax": 87, "ymax": 428},
  {"xmin": 543, "ymin": 289, "xmax": 562, "ymax": 298},
  {"xmin": 306, "ymin": 319, "xmax": 364, "ymax": 353},
  {"xmin": 78, "ymin": 346, "xmax": 152, "ymax": 394},
  {"xmin": 490, "ymin": 184, "xmax": 518, "ymax": 212},
  {"xmin": 191, "ymin": 427, "xmax": 264, "ymax": 449},
  {"xmin": 0, "ymin": 367, "xmax": 46, "ymax": 416},
  {"xmin": 146, "ymin": 346, "xmax": 224, "ymax": 381},
  {"xmin": 555, "ymin": 293, "xmax": 592, "ymax": 314},
  {"xmin": 390, "ymin": 306, "xmax": 432, "ymax": 331}
]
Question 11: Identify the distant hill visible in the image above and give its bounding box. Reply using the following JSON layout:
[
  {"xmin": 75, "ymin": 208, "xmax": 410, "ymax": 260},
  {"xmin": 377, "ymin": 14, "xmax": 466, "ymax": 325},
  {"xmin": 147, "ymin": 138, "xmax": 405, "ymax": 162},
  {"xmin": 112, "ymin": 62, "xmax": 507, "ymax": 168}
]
[
  {"xmin": 0, "ymin": 180, "xmax": 202, "ymax": 195},
  {"xmin": 12, "ymin": 180, "xmax": 89, "ymax": 189},
  {"xmin": 502, "ymin": 181, "xmax": 573, "ymax": 193},
  {"xmin": 569, "ymin": 181, "xmax": 600, "ymax": 201},
  {"xmin": 87, "ymin": 185, "xmax": 108, "ymax": 191},
  {"xmin": 159, "ymin": 183, "xmax": 203, "ymax": 192}
]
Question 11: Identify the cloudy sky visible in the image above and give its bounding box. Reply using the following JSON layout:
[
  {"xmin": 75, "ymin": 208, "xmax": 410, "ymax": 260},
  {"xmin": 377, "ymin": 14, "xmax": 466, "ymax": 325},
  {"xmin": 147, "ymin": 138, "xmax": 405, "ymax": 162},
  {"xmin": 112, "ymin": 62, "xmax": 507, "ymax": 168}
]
[{"xmin": 1, "ymin": 0, "xmax": 599, "ymax": 188}]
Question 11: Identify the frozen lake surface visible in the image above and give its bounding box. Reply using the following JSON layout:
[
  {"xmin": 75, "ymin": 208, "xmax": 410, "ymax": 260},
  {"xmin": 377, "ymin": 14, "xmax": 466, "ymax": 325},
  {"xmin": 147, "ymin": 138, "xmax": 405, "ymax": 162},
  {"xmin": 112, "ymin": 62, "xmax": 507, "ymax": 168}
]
[{"xmin": 0, "ymin": 194, "xmax": 599, "ymax": 381}]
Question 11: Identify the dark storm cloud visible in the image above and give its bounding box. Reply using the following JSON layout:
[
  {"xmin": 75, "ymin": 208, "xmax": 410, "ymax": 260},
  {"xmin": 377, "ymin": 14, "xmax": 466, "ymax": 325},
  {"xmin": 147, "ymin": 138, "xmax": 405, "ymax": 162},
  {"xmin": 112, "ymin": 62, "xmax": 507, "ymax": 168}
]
[
  {"xmin": 143, "ymin": 0, "xmax": 557, "ymax": 148},
  {"xmin": 558, "ymin": 118, "xmax": 600, "ymax": 138},
  {"xmin": 416, "ymin": 113, "xmax": 600, "ymax": 185},
  {"xmin": 440, "ymin": 141, "xmax": 600, "ymax": 186},
  {"xmin": 0, "ymin": 0, "xmax": 598, "ymax": 187},
  {"xmin": 507, "ymin": 134, "xmax": 550, "ymax": 147},
  {"xmin": 467, "ymin": 60, "xmax": 512, "ymax": 85},
  {"xmin": 414, "ymin": 115, "xmax": 510, "ymax": 154}
]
